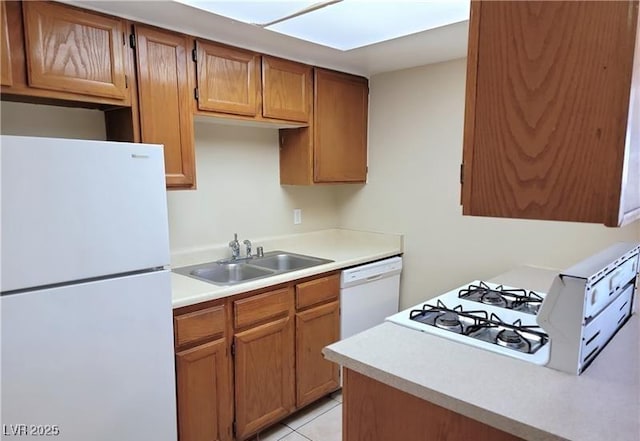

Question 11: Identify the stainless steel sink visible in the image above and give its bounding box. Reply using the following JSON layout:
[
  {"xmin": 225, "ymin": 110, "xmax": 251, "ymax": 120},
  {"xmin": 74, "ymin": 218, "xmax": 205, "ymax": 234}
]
[
  {"xmin": 173, "ymin": 251, "xmax": 333, "ymax": 286},
  {"xmin": 188, "ymin": 263, "xmax": 274, "ymax": 285},
  {"xmin": 250, "ymin": 252, "xmax": 333, "ymax": 271}
]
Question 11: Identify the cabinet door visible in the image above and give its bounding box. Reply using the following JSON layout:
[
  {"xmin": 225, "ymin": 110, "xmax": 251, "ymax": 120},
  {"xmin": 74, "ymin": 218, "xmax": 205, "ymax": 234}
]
[
  {"xmin": 314, "ymin": 68, "xmax": 368, "ymax": 183},
  {"xmin": 135, "ymin": 25, "xmax": 195, "ymax": 188},
  {"xmin": 296, "ymin": 300, "xmax": 340, "ymax": 407},
  {"xmin": 262, "ymin": 56, "xmax": 312, "ymax": 122},
  {"xmin": 196, "ymin": 41, "xmax": 259, "ymax": 116},
  {"xmin": 176, "ymin": 339, "xmax": 233, "ymax": 441},
  {"xmin": 234, "ymin": 317, "xmax": 295, "ymax": 440},
  {"xmin": 1, "ymin": 1, "xmax": 12, "ymax": 87},
  {"xmin": 461, "ymin": 1, "xmax": 639, "ymax": 225},
  {"xmin": 22, "ymin": 1, "xmax": 127, "ymax": 100}
]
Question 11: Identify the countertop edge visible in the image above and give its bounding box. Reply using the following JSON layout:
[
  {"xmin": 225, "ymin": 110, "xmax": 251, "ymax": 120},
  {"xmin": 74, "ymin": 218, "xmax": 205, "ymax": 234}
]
[
  {"xmin": 171, "ymin": 249, "xmax": 402, "ymax": 309},
  {"xmin": 323, "ymin": 338, "xmax": 561, "ymax": 441}
]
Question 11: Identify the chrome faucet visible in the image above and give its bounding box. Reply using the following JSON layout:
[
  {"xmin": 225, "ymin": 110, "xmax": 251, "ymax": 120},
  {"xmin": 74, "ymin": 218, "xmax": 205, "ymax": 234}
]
[
  {"xmin": 243, "ymin": 239, "xmax": 252, "ymax": 258},
  {"xmin": 229, "ymin": 233, "xmax": 241, "ymax": 260}
]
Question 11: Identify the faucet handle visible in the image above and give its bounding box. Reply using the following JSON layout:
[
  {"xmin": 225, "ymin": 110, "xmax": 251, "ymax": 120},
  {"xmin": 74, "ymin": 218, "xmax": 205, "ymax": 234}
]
[
  {"xmin": 256, "ymin": 246, "xmax": 264, "ymax": 258},
  {"xmin": 243, "ymin": 239, "xmax": 252, "ymax": 257}
]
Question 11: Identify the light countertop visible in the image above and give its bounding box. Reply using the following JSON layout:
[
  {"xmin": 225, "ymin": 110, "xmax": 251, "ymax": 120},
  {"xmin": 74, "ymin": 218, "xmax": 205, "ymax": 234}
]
[
  {"xmin": 171, "ymin": 229, "xmax": 403, "ymax": 308},
  {"xmin": 323, "ymin": 266, "xmax": 640, "ymax": 441}
]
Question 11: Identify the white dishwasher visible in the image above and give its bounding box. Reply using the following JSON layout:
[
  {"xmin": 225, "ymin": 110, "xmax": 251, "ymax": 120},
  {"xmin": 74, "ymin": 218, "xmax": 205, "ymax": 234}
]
[{"xmin": 340, "ymin": 256, "xmax": 403, "ymax": 339}]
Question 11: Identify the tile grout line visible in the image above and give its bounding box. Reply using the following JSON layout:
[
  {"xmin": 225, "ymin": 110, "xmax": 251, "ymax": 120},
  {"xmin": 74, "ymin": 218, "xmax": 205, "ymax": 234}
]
[
  {"xmin": 292, "ymin": 430, "xmax": 314, "ymax": 441},
  {"xmin": 294, "ymin": 404, "xmax": 342, "ymax": 441},
  {"xmin": 282, "ymin": 399, "xmax": 341, "ymax": 431}
]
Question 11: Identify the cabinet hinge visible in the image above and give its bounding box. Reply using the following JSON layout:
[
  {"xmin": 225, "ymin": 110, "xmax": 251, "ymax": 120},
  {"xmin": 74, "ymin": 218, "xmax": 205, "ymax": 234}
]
[
  {"xmin": 192, "ymin": 47, "xmax": 197, "ymax": 63},
  {"xmin": 125, "ymin": 75, "xmax": 128, "ymax": 89},
  {"xmin": 230, "ymin": 341, "xmax": 235, "ymax": 357},
  {"xmin": 122, "ymin": 32, "xmax": 126, "ymax": 46},
  {"xmin": 194, "ymin": 87, "xmax": 199, "ymax": 101},
  {"xmin": 232, "ymin": 421, "xmax": 237, "ymax": 438},
  {"xmin": 460, "ymin": 163, "xmax": 464, "ymax": 184},
  {"xmin": 129, "ymin": 33, "xmax": 136, "ymax": 49}
]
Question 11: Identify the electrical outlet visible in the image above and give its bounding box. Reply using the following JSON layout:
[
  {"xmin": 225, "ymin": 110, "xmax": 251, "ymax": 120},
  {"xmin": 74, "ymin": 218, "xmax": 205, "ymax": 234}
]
[{"xmin": 293, "ymin": 208, "xmax": 302, "ymax": 225}]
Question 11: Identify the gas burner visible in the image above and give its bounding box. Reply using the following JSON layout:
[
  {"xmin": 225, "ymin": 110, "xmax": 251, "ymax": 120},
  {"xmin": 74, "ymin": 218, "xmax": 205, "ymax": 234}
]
[
  {"xmin": 408, "ymin": 300, "xmax": 488, "ymax": 336},
  {"xmin": 458, "ymin": 281, "xmax": 544, "ymax": 315},
  {"xmin": 496, "ymin": 329, "xmax": 530, "ymax": 352},
  {"xmin": 480, "ymin": 291, "xmax": 508, "ymax": 307},
  {"xmin": 435, "ymin": 311, "xmax": 463, "ymax": 333}
]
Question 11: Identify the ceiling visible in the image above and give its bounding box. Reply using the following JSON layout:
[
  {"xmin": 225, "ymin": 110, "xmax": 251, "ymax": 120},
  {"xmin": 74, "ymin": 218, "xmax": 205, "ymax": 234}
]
[{"xmin": 64, "ymin": 1, "xmax": 470, "ymax": 77}]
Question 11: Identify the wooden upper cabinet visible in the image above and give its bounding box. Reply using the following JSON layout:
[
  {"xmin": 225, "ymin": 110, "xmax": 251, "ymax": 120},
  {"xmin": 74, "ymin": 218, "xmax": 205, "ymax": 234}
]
[
  {"xmin": 461, "ymin": 0, "xmax": 640, "ymax": 227},
  {"xmin": 262, "ymin": 56, "xmax": 311, "ymax": 122},
  {"xmin": 279, "ymin": 68, "xmax": 368, "ymax": 185},
  {"xmin": 195, "ymin": 40, "xmax": 260, "ymax": 116},
  {"xmin": 134, "ymin": 25, "xmax": 195, "ymax": 189},
  {"xmin": 1, "ymin": 1, "xmax": 13, "ymax": 87},
  {"xmin": 314, "ymin": 68, "xmax": 368, "ymax": 183},
  {"xmin": 22, "ymin": 1, "xmax": 127, "ymax": 100}
]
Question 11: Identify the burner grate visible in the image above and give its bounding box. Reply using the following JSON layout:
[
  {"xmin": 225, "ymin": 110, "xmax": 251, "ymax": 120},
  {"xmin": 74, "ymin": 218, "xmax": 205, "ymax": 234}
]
[
  {"xmin": 458, "ymin": 281, "xmax": 544, "ymax": 315},
  {"xmin": 409, "ymin": 301, "xmax": 548, "ymax": 354}
]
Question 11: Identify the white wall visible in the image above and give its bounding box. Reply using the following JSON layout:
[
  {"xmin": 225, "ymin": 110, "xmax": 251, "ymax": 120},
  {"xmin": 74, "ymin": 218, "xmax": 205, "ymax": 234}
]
[
  {"xmin": 337, "ymin": 58, "xmax": 640, "ymax": 308},
  {"xmin": 1, "ymin": 101, "xmax": 106, "ymax": 140},
  {"xmin": 166, "ymin": 122, "xmax": 340, "ymax": 250},
  {"xmin": 0, "ymin": 102, "xmax": 341, "ymax": 253}
]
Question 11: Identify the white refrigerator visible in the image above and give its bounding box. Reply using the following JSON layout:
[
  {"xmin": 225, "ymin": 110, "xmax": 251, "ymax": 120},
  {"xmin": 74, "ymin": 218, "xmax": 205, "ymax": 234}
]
[{"xmin": 1, "ymin": 136, "xmax": 177, "ymax": 440}]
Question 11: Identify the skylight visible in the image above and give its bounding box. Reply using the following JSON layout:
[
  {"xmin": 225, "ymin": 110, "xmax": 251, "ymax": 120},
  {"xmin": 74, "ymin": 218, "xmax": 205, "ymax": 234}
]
[{"xmin": 174, "ymin": 0, "xmax": 470, "ymax": 51}]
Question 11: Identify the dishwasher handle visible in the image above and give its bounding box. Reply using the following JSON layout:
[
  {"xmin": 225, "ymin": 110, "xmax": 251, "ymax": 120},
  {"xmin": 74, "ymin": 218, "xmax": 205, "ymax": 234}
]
[{"xmin": 340, "ymin": 257, "xmax": 403, "ymax": 289}]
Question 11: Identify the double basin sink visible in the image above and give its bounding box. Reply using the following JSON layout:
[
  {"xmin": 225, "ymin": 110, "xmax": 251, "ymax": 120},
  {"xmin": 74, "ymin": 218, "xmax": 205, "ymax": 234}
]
[{"xmin": 173, "ymin": 251, "xmax": 334, "ymax": 286}]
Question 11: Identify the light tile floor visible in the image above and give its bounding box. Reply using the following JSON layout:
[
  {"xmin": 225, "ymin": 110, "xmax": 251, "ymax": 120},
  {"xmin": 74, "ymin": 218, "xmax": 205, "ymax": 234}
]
[{"xmin": 251, "ymin": 390, "xmax": 343, "ymax": 441}]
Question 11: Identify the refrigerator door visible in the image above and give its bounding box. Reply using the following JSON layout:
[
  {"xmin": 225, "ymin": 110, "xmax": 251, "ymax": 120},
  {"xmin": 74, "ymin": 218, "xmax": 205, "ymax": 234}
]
[
  {"xmin": 1, "ymin": 270, "xmax": 177, "ymax": 441},
  {"xmin": 1, "ymin": 136, "xmax": 170, "ymax": 292}
]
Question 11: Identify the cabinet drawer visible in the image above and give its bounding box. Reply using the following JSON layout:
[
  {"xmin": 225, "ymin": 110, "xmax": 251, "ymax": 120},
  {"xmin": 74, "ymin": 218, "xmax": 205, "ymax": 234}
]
[
  {"xmin": 296, "ymin": 274, "xmax": 340, "ymax": 310},
  {"xmin": 234, "ymin": 287, "xmax": 293, "ymax": 329},
  {"xmin": 174, "ymin": 305, "xmax": 225, "ymax": 348}
]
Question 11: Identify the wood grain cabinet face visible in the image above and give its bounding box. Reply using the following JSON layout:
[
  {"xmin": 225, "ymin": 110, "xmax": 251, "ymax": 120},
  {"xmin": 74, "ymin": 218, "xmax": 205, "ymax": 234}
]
[
  {"xmin": 314, "ymin": 68, "xmax": 368, "ymax": 183},
  {"xmin": 1, "ymin": 1, "xmax": 13, "ymax": 87},
  {"xmin": 196, "ymin": 40, "xmax": 260, "ymax": 116},
  {"xmin": 233, "ymin": 288, "xmax": 295, "ymax": 440},
  {"xmin": 462, "ymin": 0, "xmax": 640, "ymax": 226},
  {"xmin": 262, "ymin": 56, "xmax": 311, "ymax": 122},
  {"xmin": 174, "ymin": 303, "xmax": 233, "ymax": 441},
  {"xmin": 134, "ymin": 25, "xmax": 195, "ymax": 189},
  {"xmin": 343, "ymin": 369, "xmax": 523, "ymax": 441},
  {"xmin": 295, "ymin": 300, "xmax": 340, "ymax": 407},
  {"xmin": 22, "ymin": 1, "xmax": 127, "ymax": 100},
  {"xmin": 279, "ymin": 68, "xmax": 369, "ymax": 185},
  {"xmin": 176, "ymin": 339, "xmax": 233, "ymax": 441}
]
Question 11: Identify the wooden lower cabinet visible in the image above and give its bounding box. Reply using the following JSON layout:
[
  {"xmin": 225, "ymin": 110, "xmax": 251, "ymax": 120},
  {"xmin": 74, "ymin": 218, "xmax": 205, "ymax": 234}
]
[
  {"xmin": 296, "ymin": 300, "xmax": 340, "ymax": 407},
  {"xmin": 233, "ymin": 289, "xmax": 295, "ymax": 440},
  {"xmin": 174, "ymin": 303, "xmax": 233, "ymax": 441},
  {"xmin": 176, "ymin": 339, "xmax": 233, "ymax": 441},
  {"xmin": 344, "ymin": 369, "xmax": 523, "ymax": 441},
  {"xmin": 175, "ymin": 273, "xmax": 341, "ymax": 441}
]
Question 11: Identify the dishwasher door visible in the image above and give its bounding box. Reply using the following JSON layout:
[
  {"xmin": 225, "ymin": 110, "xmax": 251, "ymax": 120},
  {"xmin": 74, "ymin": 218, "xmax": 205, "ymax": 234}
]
[{"xmin": 340, "ymin": 256, "xmax": 402, "ymax": 339}]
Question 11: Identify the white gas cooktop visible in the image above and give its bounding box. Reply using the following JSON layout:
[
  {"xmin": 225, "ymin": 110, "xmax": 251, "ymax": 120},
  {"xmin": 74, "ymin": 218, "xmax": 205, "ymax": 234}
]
[{"xmin": 386, "ymin": 280, "xmax": 550, "ymax": 365}]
